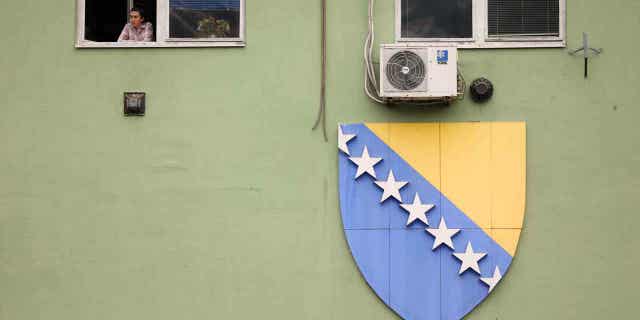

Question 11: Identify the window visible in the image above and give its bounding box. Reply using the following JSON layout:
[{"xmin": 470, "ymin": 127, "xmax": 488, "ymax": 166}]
[
  {"xmin": 169, "ymin": 0, "xmax": 242, "ymax": 40},
  {"xmin": 401, "ymin": 0, "xmax": 473, "ymax": 39},
  {"xmin": 396, "ymin": 0, "xmax": 565, "ymax": 48},
  {"xmin": 76, "ymin": 0, "xmax": 245, "ymax": 48}
]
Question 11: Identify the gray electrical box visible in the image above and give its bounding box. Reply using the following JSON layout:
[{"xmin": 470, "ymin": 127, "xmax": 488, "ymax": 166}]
[{"xmin": 124, "ymin": 92, "xmax": 146, "ymax": 116}]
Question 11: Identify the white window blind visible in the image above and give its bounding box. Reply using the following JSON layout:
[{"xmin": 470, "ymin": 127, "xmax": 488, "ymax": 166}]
[{"xmin": 488, "ymin": 0, "xmax": 560, "ymax": 37}]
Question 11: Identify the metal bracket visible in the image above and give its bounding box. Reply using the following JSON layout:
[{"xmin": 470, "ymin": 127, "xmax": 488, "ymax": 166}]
[{"xmin": 569, "ymin": 33, "xmax": 603, "ymax": 78}]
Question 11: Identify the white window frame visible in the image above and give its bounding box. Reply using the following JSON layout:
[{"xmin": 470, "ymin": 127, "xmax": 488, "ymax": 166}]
[
  {"xmin": 395, "ymin": 0, "xmax": 566, "ymax": 49},
  {"xmin": 76, "ymin": 0, "xmax": 245, "ymax": 48}
]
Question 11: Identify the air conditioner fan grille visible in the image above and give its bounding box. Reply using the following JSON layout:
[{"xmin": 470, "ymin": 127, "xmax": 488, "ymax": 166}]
[{"xmin": 386, "ymin": 51, "xmax": 426, "ymax": 91}]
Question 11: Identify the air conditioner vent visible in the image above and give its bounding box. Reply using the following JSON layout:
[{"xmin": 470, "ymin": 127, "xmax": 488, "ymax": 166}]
[{"xmin": 385, "ymin": 51, "xmax": 426, "ymax": 91}]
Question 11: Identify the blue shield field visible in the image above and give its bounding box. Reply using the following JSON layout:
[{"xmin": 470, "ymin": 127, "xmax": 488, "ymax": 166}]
[{"xmin": 338, "ymin": 123, "xmax": 526, "ymax": 320}]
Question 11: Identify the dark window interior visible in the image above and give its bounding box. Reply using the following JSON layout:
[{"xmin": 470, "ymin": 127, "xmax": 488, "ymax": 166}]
[
  {"xmin": 401, "ymin": 0, "xmax": 473, "ymax": 39},
  {"xmin": 84, "ymin": 0, "xmax": 156, "ymax": 42}
]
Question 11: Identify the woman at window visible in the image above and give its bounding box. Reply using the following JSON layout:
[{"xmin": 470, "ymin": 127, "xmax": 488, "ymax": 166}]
[{"xmin": 118, "ymin": 8, "xmax": 153, "ymax": 42}]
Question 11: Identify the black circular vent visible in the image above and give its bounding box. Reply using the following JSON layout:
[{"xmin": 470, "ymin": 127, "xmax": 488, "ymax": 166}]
[
  {"xmin": 470, "ymin": 78, "xmax": 494, "ymax": 103},
  {"xmin": 386, "ymin": 51, "xmax": 426, "ymax": 90}
]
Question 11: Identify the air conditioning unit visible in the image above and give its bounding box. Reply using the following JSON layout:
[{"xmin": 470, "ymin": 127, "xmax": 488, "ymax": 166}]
[{"xmin": 380, "ymin": 44, "xmax": 458, "ymax": 101}]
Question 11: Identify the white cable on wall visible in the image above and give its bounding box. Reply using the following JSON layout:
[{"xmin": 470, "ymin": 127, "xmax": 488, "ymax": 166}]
[{"xmin": 364, "ymin": 0, "xmax": 386, "ymax": 104}]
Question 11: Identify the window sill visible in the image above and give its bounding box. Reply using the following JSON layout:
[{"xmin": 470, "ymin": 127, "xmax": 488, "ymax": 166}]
[
  {"xmin": 395, "ymin": 39, "xmax": 566, "ymax": 49},
  {"xmin": 75, "ymin": 40, "xmax": 245, "ymax": 48}
]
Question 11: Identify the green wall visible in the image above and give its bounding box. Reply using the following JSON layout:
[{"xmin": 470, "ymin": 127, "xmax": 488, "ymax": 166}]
[{"xmin": 1, "ymin": 1, "xmax": 639, "ymax": 319}]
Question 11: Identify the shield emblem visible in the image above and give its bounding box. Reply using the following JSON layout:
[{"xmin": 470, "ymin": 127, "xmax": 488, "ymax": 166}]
[{"xmin": 338, "ymin": 123, "xmax": 526, "ymax": 320}]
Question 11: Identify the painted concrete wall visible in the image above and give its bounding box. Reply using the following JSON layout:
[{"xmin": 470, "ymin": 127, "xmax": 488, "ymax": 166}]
[{"xmin": 1, "ymin": 0, "xmax": 639, "ymax": 319}]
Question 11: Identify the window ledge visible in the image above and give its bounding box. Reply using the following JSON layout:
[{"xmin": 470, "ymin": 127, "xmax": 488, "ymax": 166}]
[
  {"xmin": 75, "ymin": 40, "xmax": 245, "ymax": 49},
  {"xmin": 394, "ymin": 40, "xmax": 566, "ymax": 49}
]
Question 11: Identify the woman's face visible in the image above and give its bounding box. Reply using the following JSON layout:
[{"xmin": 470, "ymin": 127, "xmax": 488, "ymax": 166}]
[{"xmin": 129, "ymin": 11, "xmax": 143, "ymax": 28}]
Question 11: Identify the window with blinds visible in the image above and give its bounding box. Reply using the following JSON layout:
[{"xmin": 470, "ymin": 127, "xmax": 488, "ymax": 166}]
[
  {"xmin": 488, "ymin": 0, "xmax": 560, "ymax": 37},
  {"xmin": 395, "ymin": 0, "xmax": 564, "ymax": 47}
]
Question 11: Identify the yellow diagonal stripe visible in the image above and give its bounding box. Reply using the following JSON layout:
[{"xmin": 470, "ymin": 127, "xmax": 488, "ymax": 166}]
[{"xmin": 366, "ymin": 122, "xmax": 526, "ymax": 256}]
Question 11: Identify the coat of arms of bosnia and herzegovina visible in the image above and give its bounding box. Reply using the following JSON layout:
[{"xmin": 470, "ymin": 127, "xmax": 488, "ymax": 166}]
[{"xmin": 338, "ymin": 122, "xmax": 526, "ymax": 320}]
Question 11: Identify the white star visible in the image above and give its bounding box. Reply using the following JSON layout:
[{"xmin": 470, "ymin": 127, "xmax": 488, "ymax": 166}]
[
  {"xmin": 349, "ymin": 146, "xmax": 382, "ymax": 179},
  {"xmin": 400, "ymin": 193, "xmax": 435, "ymax": 226},
  {"xmin": 453, "ymin": 242, "xmax": 487, "ymax": 275},
  {"xmin": 425, "ymin": 218, "xmax": 460, "ymax": 250},
  {"xmin": 374, "ymin": 170, "xmax": 408, "ymax": 202},
  {"xmin": 480, "ymin": 266, "xmax": 502, "ymax": 293},
  {"xmin": 337, "ymin": 125, "xmax": 356, "ymax": 155}
]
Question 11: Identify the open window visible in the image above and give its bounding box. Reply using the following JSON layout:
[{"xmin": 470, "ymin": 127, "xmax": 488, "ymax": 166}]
[
  {"xmin": 396, "ymin": 0, "xmax": 565, "ymax": 48},
  {"xmin": 76, "ymin": 0, "xmax": 245, "ymax": 48}
]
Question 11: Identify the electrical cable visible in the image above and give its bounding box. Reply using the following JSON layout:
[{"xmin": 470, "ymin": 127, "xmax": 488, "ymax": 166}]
[
  {"xmin": 364, "ymin": 0, "xmax": 386, "ymax": 104},
  {"xmin": 312, "ymin": 0, "xmax": 328, "ymax": 141},
  {"xmin": 456, "ymin": 62, "xmax": 466, "ymax": 101}
]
